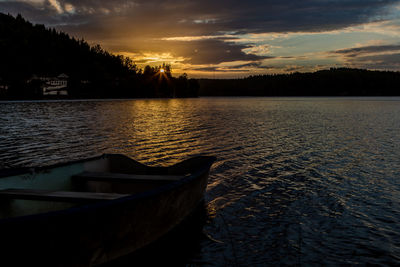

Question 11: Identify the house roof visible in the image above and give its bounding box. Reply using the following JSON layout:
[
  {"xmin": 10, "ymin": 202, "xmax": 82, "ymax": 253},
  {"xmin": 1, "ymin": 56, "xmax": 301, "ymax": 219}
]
[{"xmin": 58, "ymin": 73, "xmax": 69, "ymax": 78}]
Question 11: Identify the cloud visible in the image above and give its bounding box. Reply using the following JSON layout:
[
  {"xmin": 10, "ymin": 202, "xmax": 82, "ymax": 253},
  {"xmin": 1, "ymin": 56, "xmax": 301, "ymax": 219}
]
[
  {"xmin": 334, "ymin": 44, "xmax": 400, "ymax": 56},
  {"xmin": 191, "ymin": 66, "xmax": 232, "ymax": 73},
  {"xmin": 107, "ymin": 38, "xmax": 269, "ymax": 65},
  {"xmin": 351, "ymin": 53, "xmax": 400, "ymax": 70},
  {"xmin": 1, "ymin": 0, "xmax": 400, "ymax": 76},
  {"xmin": 3, "ymin": 0, "xmax": 399, "ymax": 35},
  {"xmin": 284, "ymin": 65, "xmax": 306, "ymax": 72},
  {"xmin": 331, "ymin": 44, "xmax": 400, "ymax": 70},
  {"xmin": 48, "ymin": 0, "xmax": 63, "ymax": 14},
  {"xmin": 188, "ymin": 60, "xmax": 278, "ymax": 74},
  {"xmin": 175, "ymin": 39, "xmax": 270, "ymax": 65}
]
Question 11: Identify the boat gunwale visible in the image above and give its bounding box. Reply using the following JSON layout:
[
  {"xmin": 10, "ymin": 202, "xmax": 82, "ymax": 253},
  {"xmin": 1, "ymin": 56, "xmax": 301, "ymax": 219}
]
[
  {"xmin": 0, "ymin": 154, "xmax": 106, "ymax": 179},
  {"xmin": 0, "ymin": 154, "xmax": 216, "ymax": 225}
]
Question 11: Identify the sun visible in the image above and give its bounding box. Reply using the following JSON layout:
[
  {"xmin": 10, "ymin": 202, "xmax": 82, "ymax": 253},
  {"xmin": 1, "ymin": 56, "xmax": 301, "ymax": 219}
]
[{"xmin": 155, "ymin": 67, "xmax": 169, "ymax": 82}]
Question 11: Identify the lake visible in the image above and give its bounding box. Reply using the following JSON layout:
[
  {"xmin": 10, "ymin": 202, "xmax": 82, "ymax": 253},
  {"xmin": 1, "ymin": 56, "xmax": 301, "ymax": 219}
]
[{"xmin": 1, "ymin": 97, "xmax": 400, "ymax": 265}]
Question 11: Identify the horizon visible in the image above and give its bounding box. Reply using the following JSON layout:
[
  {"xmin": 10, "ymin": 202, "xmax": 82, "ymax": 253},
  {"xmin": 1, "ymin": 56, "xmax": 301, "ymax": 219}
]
[{"xmin": 1, "ymin": 0, "xmax": 400, "ymax": 78}]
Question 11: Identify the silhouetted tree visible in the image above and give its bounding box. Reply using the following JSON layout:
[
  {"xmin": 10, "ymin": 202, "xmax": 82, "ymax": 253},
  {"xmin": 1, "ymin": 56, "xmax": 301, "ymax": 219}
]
[{"xmin": 199, "ymin": 68, "xmax": 400, "ymax": 96}]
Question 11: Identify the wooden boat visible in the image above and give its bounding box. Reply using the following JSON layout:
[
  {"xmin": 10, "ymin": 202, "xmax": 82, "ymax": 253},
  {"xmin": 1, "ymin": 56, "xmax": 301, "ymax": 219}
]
[{"xmin": 0, "ymin": 154, "xmax": 216, "ymax": 266}]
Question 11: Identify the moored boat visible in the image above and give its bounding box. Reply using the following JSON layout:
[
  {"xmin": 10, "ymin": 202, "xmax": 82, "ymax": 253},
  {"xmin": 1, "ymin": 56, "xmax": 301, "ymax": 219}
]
[{"xmin": 0, "ymin": 154, "xmax": 216, "ymax": 266}]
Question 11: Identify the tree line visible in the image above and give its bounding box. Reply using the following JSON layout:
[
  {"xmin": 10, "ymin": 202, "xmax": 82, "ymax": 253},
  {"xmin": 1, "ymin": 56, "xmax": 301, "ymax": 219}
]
[
  {"xmin": 199, "ymin": 68, "xmax": 400, "ymax": 96},
  {"xmin": 0, "ymin": 13, "xmax": 198, "ymax": 99}
]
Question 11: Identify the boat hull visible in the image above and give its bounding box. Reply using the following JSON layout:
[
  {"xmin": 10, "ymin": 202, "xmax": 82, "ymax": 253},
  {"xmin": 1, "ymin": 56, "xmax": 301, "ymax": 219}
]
[{"xmin": 0, "ymin": 155, "xmax": 215, "ymax": 266}]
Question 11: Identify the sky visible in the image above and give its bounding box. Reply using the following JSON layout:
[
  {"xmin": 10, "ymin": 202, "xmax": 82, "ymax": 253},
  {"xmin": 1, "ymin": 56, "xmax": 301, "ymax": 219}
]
[{"xmin": 1, "ymin": 0, "xmax": 400, "ymax": 78}]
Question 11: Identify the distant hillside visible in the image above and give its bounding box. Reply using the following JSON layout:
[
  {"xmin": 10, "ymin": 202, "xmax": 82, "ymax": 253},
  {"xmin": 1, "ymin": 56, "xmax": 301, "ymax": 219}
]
[
  {"xmin": 199, "ymin": 68, "xmax": 400, "ymax": 96},
  {"xmin": 0, "ymin": 13, "xmax": 198, "ymax": 99}
]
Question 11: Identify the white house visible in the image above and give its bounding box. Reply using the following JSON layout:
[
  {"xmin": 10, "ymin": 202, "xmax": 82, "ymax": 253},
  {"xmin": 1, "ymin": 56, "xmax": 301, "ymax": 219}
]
[{"xmin": 41, "ymin": 74, "xmax": 69, "ymax": 96}]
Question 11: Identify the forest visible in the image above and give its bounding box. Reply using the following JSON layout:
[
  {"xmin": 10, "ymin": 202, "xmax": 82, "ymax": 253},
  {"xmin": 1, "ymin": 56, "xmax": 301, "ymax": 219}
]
[
  {"xmin": 0, "ymin": 13, "xmax": 198, "ymax": 99},
  {"xmin": 199, "ymin": 68, "xmax": 400, "ymax": 96}
]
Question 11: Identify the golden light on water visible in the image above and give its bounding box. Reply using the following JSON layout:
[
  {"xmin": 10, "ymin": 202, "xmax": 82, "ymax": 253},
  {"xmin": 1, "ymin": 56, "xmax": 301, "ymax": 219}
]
[{"xmin": 123, "ymin": 99, "xmax": 205, "ymax": 165}]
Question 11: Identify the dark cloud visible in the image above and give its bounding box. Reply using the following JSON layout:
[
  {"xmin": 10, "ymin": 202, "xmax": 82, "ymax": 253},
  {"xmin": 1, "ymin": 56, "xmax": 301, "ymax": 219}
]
[
  {"xmin": 334, "ymin": 44, "xmax": 400, "ymax": 56},
  {"xmin": 1, "ymin": 0, "xmax": 399, "ymax": 72},
  {"xmin": 190, "ymin": 61, "xmax": 276, "ymax": 72},
  {"xmin": 227, "ymin": 62, "xmax": 264, "ymax": 69},
  {"xmin": 0, "ymin": 1, "xmax": 52, "ymax": 21},
  {"xmin": 103, "ymin": 38, "xmax": 269, "ymax": 65},
  {"xmin": 224, "ymin": 62, "xmax": 276, "ymax": 69},
  {"xmin": 177, "ymin": 40, "xmax": 269, "ymax": 64},
  {"xmin": 190, "ymin": 67, "xmax": 232, "ymax": 72},
  {"xmin": 2, "ymin": 0, "xmax": 398, "ymax": 35},
  {"xmin": 350, "ymin": 53, "xmax": 400, "ymax": 70},
  {"xmin": 331, "ymin": 44, "xmax": 400, "ymax": 70},
  {"xmin": 284, "ymin": 66, "xmax": 306, "ymax": 72}
]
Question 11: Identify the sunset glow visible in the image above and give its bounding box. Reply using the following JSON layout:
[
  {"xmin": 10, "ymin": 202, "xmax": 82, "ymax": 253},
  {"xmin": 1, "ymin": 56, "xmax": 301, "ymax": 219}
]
[{"xmin": 2, "ymin": 0, "xmax": 400, "ymax": 77}]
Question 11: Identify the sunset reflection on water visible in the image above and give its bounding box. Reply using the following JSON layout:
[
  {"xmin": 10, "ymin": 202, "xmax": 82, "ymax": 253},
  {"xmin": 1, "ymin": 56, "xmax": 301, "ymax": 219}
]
[
  {"xmin": 121, "ymin": 99, "xmax": 210, "ymax": 165},
  {"xmin": 1, "ymin": 97, "xmax": 400, "ymax": 265}
]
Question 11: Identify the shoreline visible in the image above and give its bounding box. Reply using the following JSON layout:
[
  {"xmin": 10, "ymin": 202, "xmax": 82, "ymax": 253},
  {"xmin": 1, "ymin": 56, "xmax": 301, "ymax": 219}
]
[{"xmin": 2, "ymin": 95, "xmax": 400, "ymax": 103}]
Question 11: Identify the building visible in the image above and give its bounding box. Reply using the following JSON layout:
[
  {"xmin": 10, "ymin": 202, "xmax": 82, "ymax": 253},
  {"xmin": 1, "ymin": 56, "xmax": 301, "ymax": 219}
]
[{"xmin": 40, "ymin": 74, "xmax": 69, "ymax": 96}]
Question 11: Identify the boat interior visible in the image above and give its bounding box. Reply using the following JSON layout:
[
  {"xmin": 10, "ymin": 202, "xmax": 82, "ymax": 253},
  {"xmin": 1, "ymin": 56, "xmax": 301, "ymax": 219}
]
[{"xmin": 0, "ymin": 154, "xmax": 202, "ymax": 219}]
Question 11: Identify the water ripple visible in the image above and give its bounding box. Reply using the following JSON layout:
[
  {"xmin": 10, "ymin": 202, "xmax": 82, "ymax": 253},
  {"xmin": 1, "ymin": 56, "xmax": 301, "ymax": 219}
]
[{"xmin": 1, "ymin": 97, "xmax": 400, "ymax": 265}]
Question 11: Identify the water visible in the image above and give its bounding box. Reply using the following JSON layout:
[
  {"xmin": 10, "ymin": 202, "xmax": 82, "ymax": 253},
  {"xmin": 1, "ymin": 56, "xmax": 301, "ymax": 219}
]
[{"xmin": 1, "ymin": 97, "xmax": 400, "ymax": 265}]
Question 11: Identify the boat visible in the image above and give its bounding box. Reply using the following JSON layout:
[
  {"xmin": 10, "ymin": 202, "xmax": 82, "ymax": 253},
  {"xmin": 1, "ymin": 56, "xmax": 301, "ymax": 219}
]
[{"xmin": 0, "ymin": 154, "xmax": 216, "ymax": 266}]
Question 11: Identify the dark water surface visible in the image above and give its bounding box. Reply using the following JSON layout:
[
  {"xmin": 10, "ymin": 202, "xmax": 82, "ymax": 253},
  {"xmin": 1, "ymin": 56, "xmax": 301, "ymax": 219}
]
[{"xmin": 1, "ymin": 97, "xmax": 400, "ymax": 265}]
